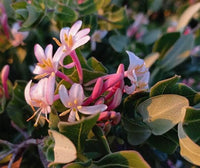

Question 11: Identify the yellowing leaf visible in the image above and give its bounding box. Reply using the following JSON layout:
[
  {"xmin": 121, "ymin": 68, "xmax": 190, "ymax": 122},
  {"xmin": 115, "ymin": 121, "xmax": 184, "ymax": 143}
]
[
  {"xmin": 178, "ymin": 122, "xmax": 200, "ymax": 166},
  {"xmin": 177, "ymin": 2, "xmax": 200, "ymax": 30},
  {"xmin": 137, "ymin": 94, "xmax": 189, "ymax": 135},
  {"xmin": 48, "ymin": 130, "xmax": 77, "ymax": 167}
]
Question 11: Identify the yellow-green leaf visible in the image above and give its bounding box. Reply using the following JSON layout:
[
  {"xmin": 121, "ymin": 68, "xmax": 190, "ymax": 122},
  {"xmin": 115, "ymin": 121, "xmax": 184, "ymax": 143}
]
[
  {"xmin": 48, "ymin": 130, "xmax": 77, "ymax": 167},
  {"xmin": 137, "ymin": 94, "xmax": 189, "ymax": 135},
  {"xmin": 178, "ymin": 122, "xmax": 200, "ymax": 166}
]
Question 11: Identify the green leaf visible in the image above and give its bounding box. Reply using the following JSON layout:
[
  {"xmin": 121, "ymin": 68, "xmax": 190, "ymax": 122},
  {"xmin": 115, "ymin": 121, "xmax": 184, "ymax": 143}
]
[
  {"xmin": 137, "ymin": 94, "xmax": 189, "ymax": 135},
  {"xmin": 183, "ymin": 107, "xmax": 200, "ymax": 143},
  {"xmin": 150, "ymin": 75, "xmax": 180, "ymax": 97},
  {"xmin": 87, "ymin": 57, "xmax": 108, "ymax": 73},
  {"xmin": 142, "ymin": 29, "xmax": 161, "ymax": 45},
  {"xmin": 22, "ymin": 5, "xmax": 43, "ymax": 28},
  {"xmin": 58, "ymin": 113, "xmax": 99, "ymax": 152},
  {"xmin": 48, "ymin": 130, "xmax": 77, "ymax": 167},
  {"xmin": 54, "ymin": 4, "xmax": 78, "ymax": 23},
  {"xmin": 177, "ymin": 2, "xmax": 200, "ymax": 30},
  {"xmin": 49, "ymin": 109, "xmax": 60, "ymax": 130},
  {"xmin": 6, "ymin": 80, "xmax": 29, "ymax": 128},
  {"xmin": 123, "ymin": 91, "xmax": 149, "ymax": 119},
  {"xmin": 108, "ymin": 35, "xmax": 128, "ymax": 52},
  {"xmin": 78, "ymin": 0, "xmax": 103, "ymax": 15},
  {"xmin": 148, "ymin": 128, "xmax": 179, "ymax": 154},
  {"xmin": 11, "ymin": 1, "xmax": 27, "ymax": 10},
  {"xmin": 15, "ymin": 9, "xmax": 28, "ymax": 21},
  {"xmin": 178, "ymin": 122, "xmax": 200, "ymax": 166},
  {"xmin": 152, "ymin": 32, "xmax": 180, "ymax": 59},
  {"xmin": 159, "ymin": 34, "xmax": 194, "ymax": 71},
  {"xmin": 122, "ymin": 117, "xmax": 151, "ymax": 145},
  {"xmin": 93, "ymin": 150, "xmax": 150, "ymax": 168},
  {"xmin": 98, "ymin": 6, "xmax": 127, "ymax": 31}
]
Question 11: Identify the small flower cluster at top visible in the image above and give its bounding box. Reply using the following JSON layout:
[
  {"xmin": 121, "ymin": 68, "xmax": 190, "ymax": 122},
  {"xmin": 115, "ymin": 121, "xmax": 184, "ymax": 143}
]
[{"xmin": 23, "ymin": 20, "xmax": 150, "ymax": 128}]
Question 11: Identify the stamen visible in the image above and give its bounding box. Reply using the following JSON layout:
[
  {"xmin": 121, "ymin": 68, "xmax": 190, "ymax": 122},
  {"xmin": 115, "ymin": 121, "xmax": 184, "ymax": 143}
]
[
  {"xmin": 34, "ymin": 73, "xmax": 49, "ymax": 79},
  {"xmin": 52, "ymin": 37, "xmax": 61, "ymax": 47},
  {"xmin": 59, "ymin": 109, "xmax": 71, "ymax": 116},
  {"xmin": 74, "ymin": 99, "xmax": 78, "ymax": 105}
]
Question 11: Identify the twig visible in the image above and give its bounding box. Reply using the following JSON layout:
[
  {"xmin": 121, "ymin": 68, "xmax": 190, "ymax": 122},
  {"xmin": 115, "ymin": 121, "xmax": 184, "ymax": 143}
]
[{"xmin": 11, "ymin": 121, "xmax": 29, "ymax": 139}]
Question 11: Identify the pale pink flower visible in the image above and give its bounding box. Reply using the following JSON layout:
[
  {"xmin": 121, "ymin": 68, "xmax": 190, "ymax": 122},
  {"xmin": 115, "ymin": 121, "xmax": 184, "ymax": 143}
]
[
  {"xmin": 124, "ymin": 51, "xmax": 150, "ymax": 94},
  {"xmin": 54, "ymin": 20, "xmax": 90, "ymax": 83},
  {"xmin": 1, "ymin": 65, "xmax": 9, "ymax": 98},
  {"xmin": 10, "ymin": 22, "xmax": 29, "ymax": 47},
  {"xmin": 59, "ymin": 83, "xmax": 107, "ymax": 122},
  {"xmin": 33, "ymin": 44, "xmax": 73, "ymax": 84},
  {"xmin": 127, "ymin": 13, "xmax": 148, "ymax": 38},
  {"xmin": 24, "ymin": 73, "xmax": 55, "ymax": 126}
]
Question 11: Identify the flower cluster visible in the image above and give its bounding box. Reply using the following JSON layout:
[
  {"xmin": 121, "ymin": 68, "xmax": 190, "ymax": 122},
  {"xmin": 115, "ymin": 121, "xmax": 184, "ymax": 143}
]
[{"xmin": 24, "ymin": 20, "xmax": 150, "ymax": 128}]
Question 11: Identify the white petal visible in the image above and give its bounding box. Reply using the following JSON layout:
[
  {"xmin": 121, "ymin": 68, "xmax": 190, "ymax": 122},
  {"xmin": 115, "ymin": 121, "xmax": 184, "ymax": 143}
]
[
  {"xmin": 59, "ymin": 85, "xmax": 70, "ymax": 108},
  {"xmin": 24, "ymin": 80, "xmax": 32, "ymax": 105},
  {"xmin": 45, "ymin": 44, "xmax": 53, "ymax": 59},
  {"xmin": 126, "ymin": 50, "xmax": 144, "ymax": 69},
  {"xmin": 69, "ymin": 83, "xmax": 84, "ymax": 105},
  {"xmin": 124, "ymin": 84, "xmax": 136, "ymax": 94},
  {"xmin": 45, "ymin": 73, "xmax": 55, "ymax": 105},
  {"xmin": 60, "ymin": 27, "xmax": 70, "ymax": 44},
  {"xmin": 33, "ymin": 65, "xmax": 46, "ymax": 75},
  {"xmin": 79, "ymin": 104, "xmax": 107, "ymax": 115},
  {"xmin": 53, "ymin": 46, "xmax": 68, "ymax": 66},
  {"xmin": 68, "ymin": 109, "xmax": 76, "ymax": 122},
  {"xmin": 72, "ymin": 36, "xmax": 90, "ymax": 51},
  {"xmin": 74, "ymin": 28, "xmax": 90, "ymax": 40},
  {"xmin": 69, "ymin": 20, "xmax": 82, "ymax": 36},
  {"xmin": 34, "ymin": 44, "xmax": 46, "ymax": 62}
]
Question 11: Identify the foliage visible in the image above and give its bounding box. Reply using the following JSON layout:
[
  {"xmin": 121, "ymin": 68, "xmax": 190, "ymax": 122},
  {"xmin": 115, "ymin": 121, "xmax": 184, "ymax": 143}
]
[{"xmin": 1, "ymin": 0, "xmax": 200, "ymax": 168}]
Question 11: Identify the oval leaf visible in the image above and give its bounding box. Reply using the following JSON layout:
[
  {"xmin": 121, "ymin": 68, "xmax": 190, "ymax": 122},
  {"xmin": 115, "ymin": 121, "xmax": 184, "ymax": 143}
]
[
  {"xmin": 177, "ymin": 2, "xmax": 200, "ymax": 30},
  {"xmin": 178, "ymin": 122, "xmax": 200, "ymax": 166},
  {"xmin": 48, "ymin": 130, "xmax": 77, "ymax": 166},
  {"xmin": 137, "ymin": 94, "xmax": 189, "ymax": 135}
]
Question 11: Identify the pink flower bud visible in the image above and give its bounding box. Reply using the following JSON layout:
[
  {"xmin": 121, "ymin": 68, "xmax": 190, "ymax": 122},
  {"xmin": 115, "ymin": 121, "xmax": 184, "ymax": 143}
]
[{"xmin": 1, "ymin": 65, "xmax": 10, "ymax": 98}]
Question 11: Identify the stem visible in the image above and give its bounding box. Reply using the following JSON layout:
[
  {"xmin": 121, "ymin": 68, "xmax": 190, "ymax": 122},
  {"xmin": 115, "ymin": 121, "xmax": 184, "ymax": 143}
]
[
  {"xmin": 55, "ymin": 71, "xmax": 73, "ymax": 84},
  {"xmin": 70, "ymin": 50, "xmax": 83, "ymax": 84}
]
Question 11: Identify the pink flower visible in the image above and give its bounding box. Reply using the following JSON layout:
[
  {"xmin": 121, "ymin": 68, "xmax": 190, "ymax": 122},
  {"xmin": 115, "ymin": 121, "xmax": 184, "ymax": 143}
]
[
  {"xmin": 54, "ymin": 20, "xmax": 90, "ymax": 83},
  {"xmin": 1, "ymin": 65, "xmax": 9, "ymax": 99},
  {"xmin": 124, "ymin": 51, "xmax": 150, "ymax": 94},
  {"xmin": 10, "ymin": 22, "xmax": 29, "ymax": 47},
  {"xmin": 59, "ymin": 83, "xmax": 107, "ymax": 122},
  {"xmin": 33, "ymin": 44, "xmax": 73, "ymax": 84},
  {"xmin": 24, "ymin": 73, "xmax": 56, "ymax": 126}
]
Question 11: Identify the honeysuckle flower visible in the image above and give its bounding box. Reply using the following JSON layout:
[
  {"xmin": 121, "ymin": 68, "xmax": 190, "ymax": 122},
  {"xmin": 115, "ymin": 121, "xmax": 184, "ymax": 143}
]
[
  {"xmin": 59, "ymin": 83, "xmax": 107, "ymax": 122},
  {"xmin": 127, "ymin": 13, "xmax": 148, "ymax": 38},
  {"xmin": 54, "ymin": 20, "xmax": 90, "ymax": 83},
  {"xmin": 24, "ymin": 73, "xmax": 56, "ymax": 126},
  {"xmin": 33, "ymin": 44, "xmax": 73, "ymax": 84},
  {"xmin": 91, "ymin": 30, "xmax": 107, "ymax": 50},
  {"xmin": 10, "ymin": 22, "xmax": 29, "ymax": 47},
  {"xmin": 1, "ymin": 65, "xmax": 9, "ymax": 99},
  {"xmin": 124, "ymin": 51, "xmax": 150, "ymax": 94}
]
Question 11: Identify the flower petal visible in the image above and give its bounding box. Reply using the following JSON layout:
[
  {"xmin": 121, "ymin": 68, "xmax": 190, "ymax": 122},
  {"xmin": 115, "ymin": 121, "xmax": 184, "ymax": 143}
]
[
  {"xmin": 69, "ymin": 20, "xmax": 82, "ymax": 36},
  {"xmin": 34, "ymin": 44, "xmax": 46, "ymax": 62},
  {"xmin": 45, "ymin": 73, "xmax": 55, "ymax": 105},
  {"xmin": 60, "ymin": 27, "xmax": 70, "ymax": 44},
  {"xmin": 79, "ymin": 104, "xmax": 107, "ymax": 115},
  {"xmin": 74, "ymin": 28, "xmax": 90, "ymax": 40},
  {"xmin": 24, "ymin": 80, "xmax": 32, "ymax": 105},
  {"xmin": 68, "ymin": 109, "xmax": 76, "ymax": 122},
  {"xmin": 45, "ymin": 44, "xmax": 53, "ymax": 59},
  {"xmin": 59, "ymin": 85, "xmax": 70, "ymax": 108},
  {"xmin": 72, "ymin": 36, "xmax": 90, "ymax": 51},
  {"xmin": 69, "ymin": 83, "xmax": 84, "ymax": 105}
]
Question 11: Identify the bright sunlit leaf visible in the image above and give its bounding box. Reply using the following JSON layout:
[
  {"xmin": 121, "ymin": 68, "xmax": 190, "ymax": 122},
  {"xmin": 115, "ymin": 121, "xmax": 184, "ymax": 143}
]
[
  {"xmin": 48, "ymin": 130, "xmax": 77, "ymax": 167},
  {"xmin": 137, "ymin": 94, "xmax": 189, "ymax": 135},
  {"xmin": 178, "ymin": 122, "xmax": 200, "ymax": 166}
]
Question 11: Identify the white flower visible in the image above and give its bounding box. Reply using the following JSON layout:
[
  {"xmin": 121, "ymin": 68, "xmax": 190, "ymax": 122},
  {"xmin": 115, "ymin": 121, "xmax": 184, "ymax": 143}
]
[
  {"xmin": 59, "ymin": 83, "xmax": 107, "ymax": 122},
  {"xmin": 125, "ymin": 51, "xmax": 150, "ymax": 94}
]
